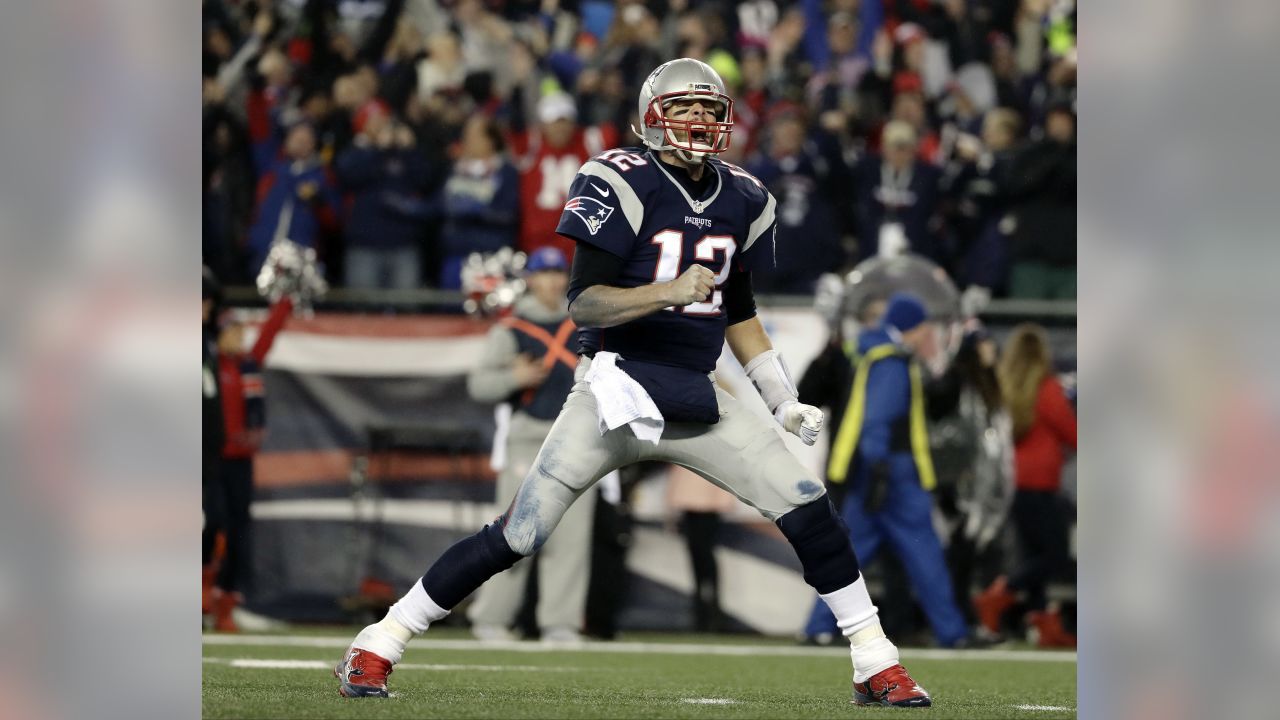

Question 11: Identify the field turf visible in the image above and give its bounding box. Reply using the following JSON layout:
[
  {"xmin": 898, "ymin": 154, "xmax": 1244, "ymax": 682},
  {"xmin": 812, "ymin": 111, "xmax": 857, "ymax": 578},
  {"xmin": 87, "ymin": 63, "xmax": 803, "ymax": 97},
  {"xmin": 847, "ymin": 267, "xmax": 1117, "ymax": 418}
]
[{"xmin": 203, "ymin": 629, "xmax": 1076, "ymax": 719}]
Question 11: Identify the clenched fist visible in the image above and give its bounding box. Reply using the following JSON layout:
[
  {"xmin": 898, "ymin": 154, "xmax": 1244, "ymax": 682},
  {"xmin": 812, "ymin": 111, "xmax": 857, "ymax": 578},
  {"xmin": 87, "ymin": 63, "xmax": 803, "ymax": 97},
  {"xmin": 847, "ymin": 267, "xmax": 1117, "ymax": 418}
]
[
  {"xmin": 666, "ymin": 264, "xmax": 716, "ymax": 306},
  {"xmin": 775, "ymin": 400, "xmax": 824, "ymax": 446}
]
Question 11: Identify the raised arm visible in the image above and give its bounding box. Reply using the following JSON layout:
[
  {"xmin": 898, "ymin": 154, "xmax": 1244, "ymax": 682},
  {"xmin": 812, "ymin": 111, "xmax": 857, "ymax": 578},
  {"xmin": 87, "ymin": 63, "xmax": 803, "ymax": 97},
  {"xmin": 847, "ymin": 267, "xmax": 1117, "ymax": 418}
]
[{"xmin": 249, "ymin": 296, "xmax": 294, "ymax": 365}]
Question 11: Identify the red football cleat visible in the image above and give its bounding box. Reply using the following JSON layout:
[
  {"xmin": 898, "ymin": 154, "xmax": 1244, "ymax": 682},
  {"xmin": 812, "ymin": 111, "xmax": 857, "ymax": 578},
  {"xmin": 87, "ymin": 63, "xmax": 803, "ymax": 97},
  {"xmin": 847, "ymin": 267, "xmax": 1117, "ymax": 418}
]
[
  {"xmin": 1028, "ymin": 609, "xmax": 1076, "ymax": 648},
  {"xmin": 210, "ymin": 589, "xmax": 240, "ymax": 633},
  {"xmin": 335, "ymin": 647, "xmax": 394, "ymax": 698},
  {"xmin": 202, "ymin": 566, "xmax": 216, "ymax": 615},
  {"xmin": 853, "ymin": 664, "xmax": 932, "ymax": 708},
  {"xmin": 973, "ymin": 575, "xmax": 1017, "ymax": 634}
]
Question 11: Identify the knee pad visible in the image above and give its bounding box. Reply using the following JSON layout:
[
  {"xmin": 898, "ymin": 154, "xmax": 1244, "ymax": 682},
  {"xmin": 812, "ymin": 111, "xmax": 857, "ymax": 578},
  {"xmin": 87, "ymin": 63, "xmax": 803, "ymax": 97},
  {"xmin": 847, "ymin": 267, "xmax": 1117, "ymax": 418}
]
[
  {"xmin": 422, "ymin": 518, "xmax": 524, "ymax": 610},
  {"xmin": 776, "ymin": 497, "xmax": 861, "ymax": 594}
]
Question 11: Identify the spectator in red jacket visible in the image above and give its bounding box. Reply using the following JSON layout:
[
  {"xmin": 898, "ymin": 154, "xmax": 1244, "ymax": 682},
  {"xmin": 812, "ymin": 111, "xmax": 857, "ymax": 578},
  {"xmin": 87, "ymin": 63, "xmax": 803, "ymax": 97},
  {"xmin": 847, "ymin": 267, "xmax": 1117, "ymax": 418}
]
[
  {"xmin": 974, "ymin": 323, "xmax": 1077, "ymax": 646},
  {"xmin": 204, "ymin": 294, "xmax": 293, "ymax": 632}
]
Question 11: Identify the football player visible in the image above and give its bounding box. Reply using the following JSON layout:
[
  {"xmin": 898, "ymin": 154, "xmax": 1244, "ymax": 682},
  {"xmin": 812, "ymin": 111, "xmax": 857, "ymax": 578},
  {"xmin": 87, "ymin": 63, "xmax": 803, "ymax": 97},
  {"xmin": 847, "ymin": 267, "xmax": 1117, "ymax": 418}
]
[{"xmin": 335, "ymin": 58, "xmax": 932, "ymax": 708}]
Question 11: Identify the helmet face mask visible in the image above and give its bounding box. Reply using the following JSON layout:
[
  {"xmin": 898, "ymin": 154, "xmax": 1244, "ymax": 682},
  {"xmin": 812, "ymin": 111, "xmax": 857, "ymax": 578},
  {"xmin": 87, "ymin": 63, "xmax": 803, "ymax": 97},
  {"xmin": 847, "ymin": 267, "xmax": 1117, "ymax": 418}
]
[{"xmin": 636, "ymin": 59, "xmax": 734, "ymax": 164}]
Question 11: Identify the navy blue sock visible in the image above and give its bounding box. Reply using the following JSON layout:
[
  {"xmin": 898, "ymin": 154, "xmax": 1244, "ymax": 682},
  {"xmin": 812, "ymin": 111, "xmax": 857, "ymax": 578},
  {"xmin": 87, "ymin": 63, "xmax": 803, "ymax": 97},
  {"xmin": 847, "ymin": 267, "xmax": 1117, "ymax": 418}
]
[
  {"xmin": 421, "ymin": 519, "xmax": 524, "ymax": 609},
  {"xmin": 776, "ymin": 497, "xmax": 861, "ymax": 594}
]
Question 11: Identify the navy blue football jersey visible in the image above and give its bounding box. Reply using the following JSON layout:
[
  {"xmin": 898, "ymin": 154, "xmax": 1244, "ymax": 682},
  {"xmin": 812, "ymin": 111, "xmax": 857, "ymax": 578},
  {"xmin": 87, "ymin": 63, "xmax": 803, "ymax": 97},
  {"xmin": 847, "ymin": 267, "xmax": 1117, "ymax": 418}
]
[{"xmin": 556, "ymin": 147, "xmax": 778, "ymax": 373}]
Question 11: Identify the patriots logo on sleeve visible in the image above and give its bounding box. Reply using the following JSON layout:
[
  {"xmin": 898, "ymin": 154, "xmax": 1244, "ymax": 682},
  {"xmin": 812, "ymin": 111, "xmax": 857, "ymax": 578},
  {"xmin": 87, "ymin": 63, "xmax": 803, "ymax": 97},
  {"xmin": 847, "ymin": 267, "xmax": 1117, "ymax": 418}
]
[{"xmin": 564, "ymin": 195, "xmax": 614, "ymax": 236}]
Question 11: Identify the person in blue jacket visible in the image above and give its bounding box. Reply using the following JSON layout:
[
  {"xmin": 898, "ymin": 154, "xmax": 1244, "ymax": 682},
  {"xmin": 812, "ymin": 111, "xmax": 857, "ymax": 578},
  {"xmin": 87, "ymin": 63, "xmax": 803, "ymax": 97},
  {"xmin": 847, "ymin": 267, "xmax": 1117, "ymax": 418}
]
[
  {"xmin": 335, "ymin": 113, "xmax": 435, "ymax": 289},
  {"xmin": 802, "ymin": 292, "xmax": 969, "ymax": 647},
  {"xmin": 246, "ymin": 122, "xmax": 340, "ymax": 276},
  {"xmin": 438, "ymin": 116, "xmax": 520, "ymax": 289}
]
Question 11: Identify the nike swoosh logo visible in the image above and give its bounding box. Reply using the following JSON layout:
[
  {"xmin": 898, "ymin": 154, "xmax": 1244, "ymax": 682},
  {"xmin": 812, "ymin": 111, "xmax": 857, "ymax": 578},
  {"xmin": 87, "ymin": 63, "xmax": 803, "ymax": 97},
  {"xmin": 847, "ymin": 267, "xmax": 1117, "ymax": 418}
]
[{"xmin": 590, "ymin": 182, "xmax": 610, "ymax": 197}]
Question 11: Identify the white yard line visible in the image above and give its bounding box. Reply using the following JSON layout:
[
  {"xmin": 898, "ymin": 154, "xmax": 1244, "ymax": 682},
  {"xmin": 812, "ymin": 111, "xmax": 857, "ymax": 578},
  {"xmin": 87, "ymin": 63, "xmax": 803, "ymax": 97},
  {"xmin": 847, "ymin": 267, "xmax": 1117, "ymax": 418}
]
[
  {"xmin": 202, "ymin": 634, "xmax": 1076, "ymax": 663},
  {"xmin": 202, "ymin": 657, "xmax": 575, "ymax": 672},
  {"xmin": 1013, "ymin": 704, "xmax": 1075, "ymax": 712},
  {"xmin": 680, "ymin": 698, "xmax": 739, "ymax": 705}
]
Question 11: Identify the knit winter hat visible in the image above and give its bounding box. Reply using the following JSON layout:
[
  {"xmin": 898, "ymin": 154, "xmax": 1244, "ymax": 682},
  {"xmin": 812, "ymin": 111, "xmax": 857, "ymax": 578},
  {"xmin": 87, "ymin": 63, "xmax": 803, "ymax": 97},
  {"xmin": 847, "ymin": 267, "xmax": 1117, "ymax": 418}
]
[{"xmin": 881, "ymin": 292, "xmax": 928, "ymax": 332}]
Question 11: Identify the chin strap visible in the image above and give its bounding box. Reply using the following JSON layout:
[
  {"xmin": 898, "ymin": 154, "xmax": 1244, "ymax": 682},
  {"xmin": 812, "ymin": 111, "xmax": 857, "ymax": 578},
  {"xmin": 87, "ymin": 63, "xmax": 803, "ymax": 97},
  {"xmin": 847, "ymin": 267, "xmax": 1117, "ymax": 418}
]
[
  {"xmin": 674, "ymin": 147, "xmax": 708, "ymax": 164},
  {"xmin": 633, "ymin": 123, "xmax": 709, "ymax": 164}
]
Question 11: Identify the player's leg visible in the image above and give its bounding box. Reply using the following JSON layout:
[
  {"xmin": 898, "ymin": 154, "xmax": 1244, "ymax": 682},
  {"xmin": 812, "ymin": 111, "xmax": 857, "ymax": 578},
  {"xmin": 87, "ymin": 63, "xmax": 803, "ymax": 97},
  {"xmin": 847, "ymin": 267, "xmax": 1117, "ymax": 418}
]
[
  {"xmin": 465, "ymin": 420, "xmax": 543, "ymax": 641},
  {"xmin": 879, "ymin": 477, "xmax": 969, "ymax": 647},
  {"xmin": 804, "ymin": 489, "xmax": 884, "ymax": 640},
  {"xmin": 336, "ymin": 374, "xmax": 632, "ymax": 697},
  {"xmin": 656, "ymin": 387, "xmax": 930, "ymax": 707},
  {"xmin": 533, "ymin": 481, "xmax": 596, "ymax": 641}
]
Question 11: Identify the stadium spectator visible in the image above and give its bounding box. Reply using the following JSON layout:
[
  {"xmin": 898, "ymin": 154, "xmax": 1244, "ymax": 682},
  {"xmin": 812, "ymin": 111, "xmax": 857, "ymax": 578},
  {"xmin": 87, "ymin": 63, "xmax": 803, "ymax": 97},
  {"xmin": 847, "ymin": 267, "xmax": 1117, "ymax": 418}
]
[
  {"xmin": 886, "ymin": 89, "xmax": 941, "ymax": 164},
  {"xmin": 854, "ymin": 120, "xmax": 944, "ymax": 265},
  {"xmin": 438, "ymin": 116, "xmax": 519, "ymax": 289},
  {"xmin": 377, "ymin": 17, "xmax": 427, "ymax": 116},
  {"xmin": 987, "ymin": 33, "xmax": 1028, "ymax": 115},
  {"xmin": 203, "ymin": 267, "xmax": 294, "ymax": 632},
  {"xmin": 941, "ymin": 63, "xmax": 998, "ymax": 139},
  {"xmin": 745, "ymin": 112, "xmax": 849, "ymax": 293},
  {"xmin": 512, "ymin": 92, "xmax": 618, "ymax": 261},
  {"xmin": 732, "ymin": 48, "xmax": 775, "ymax": 156},
  {"xmin": 597, "ymin": 2, "xmax": 663, "ymax": 95},
  {"xmin": 204, "ymin": 79, "xmax": 257, "ymax": 285},
  {"xmin": 926, "ymin": 326, "xmax": 1015, "ymax": 627},
  {"xmin": 944, "ymin": 107, "xmax": 1023, "ymax": 296},
  {"xmin": 464, "ymin": 247, "xmax": 593, "ymax": 643},
  {"xmin": 932, "ymin": 0, "xmax": 997, "ymax": 69},
  {"xmin": 416, "ymin": 31, "xmax": 466, "ymax": 103},
  {"xmin": 803, "ymin": 293, "xmax": 970, "ymax": 648},
  {"xmin": 203, "ymin": 269, "xmax": 226, "ymax": 620},
  {"xmin": 666, "ymin": 464, "xmax": 737, "ymax": 634},
  {"xmin": 974, "ymin": 323, "xmax": 1077, "ymax": 646},
  {"xmin": 452, "ymin": 0, "xmax": 516, "ymax": 90},
  {"xmin": 245, "ymin": 122, "xmax": 341, "ymax": 277},
  {"xmin": 246, "ymin": 46, "xmax": 299, "ymax": 173},
  {"xmin": 805, "ymin": 12, "xmax": 874, "ymax": 131},
  {"xmin": 335, "ymin": 109, "xmax": 434, "ymax": 289},
  {"xmin": 1006, "ymin": 102, "xmax": 1076, "ymax": 298},
  {"xmin": 199, "ymin": 0, "xmax": 1076, "ymax": 297}
]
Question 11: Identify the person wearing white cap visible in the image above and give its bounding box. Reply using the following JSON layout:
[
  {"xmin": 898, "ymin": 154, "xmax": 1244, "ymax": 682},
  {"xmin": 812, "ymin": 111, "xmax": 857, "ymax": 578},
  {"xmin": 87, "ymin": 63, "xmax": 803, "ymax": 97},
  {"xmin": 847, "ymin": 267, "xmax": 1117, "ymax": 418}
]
[
  {"xmin": 512, "ymin": 92, "xmax": 618, "ymax": 261},
  {"xmin": 854, "ymin": 119, "xmax": 944, "ymax": 264}
]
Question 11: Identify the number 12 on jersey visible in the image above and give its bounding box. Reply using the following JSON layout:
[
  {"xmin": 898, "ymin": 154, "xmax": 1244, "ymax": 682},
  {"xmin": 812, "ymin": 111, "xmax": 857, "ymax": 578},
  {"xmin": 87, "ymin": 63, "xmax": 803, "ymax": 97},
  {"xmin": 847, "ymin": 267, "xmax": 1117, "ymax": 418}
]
[{"xmin": 650, "ymin": 230, "xmax": 737, "ymax": 315}]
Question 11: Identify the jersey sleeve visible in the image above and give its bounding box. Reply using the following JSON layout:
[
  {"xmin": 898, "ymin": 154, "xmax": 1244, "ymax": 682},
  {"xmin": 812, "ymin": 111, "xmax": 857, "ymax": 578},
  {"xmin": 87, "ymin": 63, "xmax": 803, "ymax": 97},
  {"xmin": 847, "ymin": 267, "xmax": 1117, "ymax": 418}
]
[
  {"xmin": 716, "ymin": 160, "xmax": 776, "ymax": 272},
  {"xmin": 739, "ymin": 188, "xmax": 778, "ymax": 272},
  {"xmin": 555, "ymin": 161, "xmax": 645, "ymax": 258}
]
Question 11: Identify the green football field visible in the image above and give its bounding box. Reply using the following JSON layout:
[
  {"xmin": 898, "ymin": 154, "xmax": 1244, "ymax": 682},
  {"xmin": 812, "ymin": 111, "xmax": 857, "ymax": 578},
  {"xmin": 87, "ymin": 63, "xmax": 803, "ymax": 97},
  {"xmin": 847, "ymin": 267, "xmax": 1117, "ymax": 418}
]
[{"xmin": 203, "ymin": 629, "xmax": 1076, "ymax": 719}]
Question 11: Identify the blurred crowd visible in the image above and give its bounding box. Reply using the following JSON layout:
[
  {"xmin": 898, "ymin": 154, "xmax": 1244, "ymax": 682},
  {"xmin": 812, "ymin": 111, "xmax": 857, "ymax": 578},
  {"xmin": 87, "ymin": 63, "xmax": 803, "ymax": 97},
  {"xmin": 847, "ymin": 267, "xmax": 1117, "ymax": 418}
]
[
  {"xmin": 794, "ymin": 285, "xmax": 1077, "ymax": 648},
  {"xmin": 203, "ymin": 0, "xmax": 1077, "ymax": 299}
]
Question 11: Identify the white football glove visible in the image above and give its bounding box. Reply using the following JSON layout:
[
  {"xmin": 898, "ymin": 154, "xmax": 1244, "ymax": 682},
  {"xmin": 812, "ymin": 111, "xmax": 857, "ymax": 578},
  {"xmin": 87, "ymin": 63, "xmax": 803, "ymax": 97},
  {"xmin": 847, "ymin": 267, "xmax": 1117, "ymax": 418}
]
[
  {"xmin": 775, "ymin": 400, "xmax": 824, "ymax": 445},
  {"xmin": 745, "ymin": 349, "xmax": 825, "ymax": 445}
]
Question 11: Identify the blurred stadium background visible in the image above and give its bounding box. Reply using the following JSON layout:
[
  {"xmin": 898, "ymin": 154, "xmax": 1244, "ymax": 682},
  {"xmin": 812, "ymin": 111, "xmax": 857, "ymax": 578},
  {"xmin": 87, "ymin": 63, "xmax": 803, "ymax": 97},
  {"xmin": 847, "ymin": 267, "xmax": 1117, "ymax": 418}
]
[{"xmin": 202, "ymin": 0, "xmax": 1076, "ymax": 701}]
